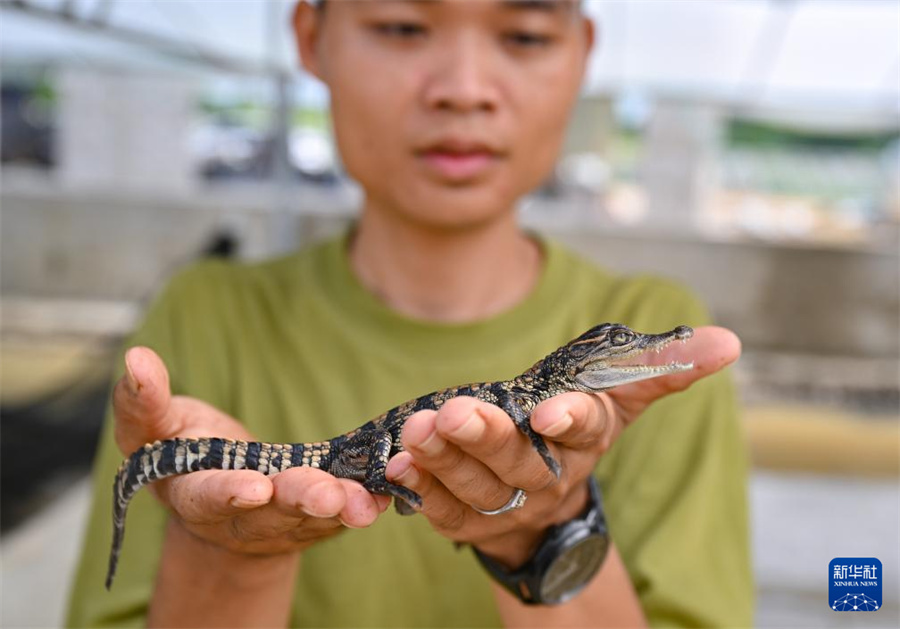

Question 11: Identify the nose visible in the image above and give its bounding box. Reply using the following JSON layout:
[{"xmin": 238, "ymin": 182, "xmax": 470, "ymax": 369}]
[{"xmin": 422, "ymin": 33, "xmax": 499, "ymax": 114}]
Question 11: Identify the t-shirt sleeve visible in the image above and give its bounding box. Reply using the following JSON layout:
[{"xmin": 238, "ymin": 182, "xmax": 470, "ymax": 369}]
[
  {"xmin": 596, "ymin": 278, "xmax": 755, "ymax": 627},
  {"xmin": 65, "ymin": 266, "xmax": 210, "ymax": 627}
]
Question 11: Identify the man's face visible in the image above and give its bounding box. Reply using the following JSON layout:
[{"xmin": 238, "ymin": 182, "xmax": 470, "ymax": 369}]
[{"xmin": 297, "ymin": 0, "xmax": 592, "ymax": 230}]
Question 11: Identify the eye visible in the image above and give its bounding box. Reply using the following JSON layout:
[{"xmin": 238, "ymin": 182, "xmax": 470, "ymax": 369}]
[
  {"xmin": 504, "ymin": 31, "xmax": 554, "ymax": 47},
  {"xmin": 372, "ymin": 22, "xmax": 427, "ymax": 39},
  {"xmin": 611, "ymin": 331, "xmax": 634, "ymax": 346}
]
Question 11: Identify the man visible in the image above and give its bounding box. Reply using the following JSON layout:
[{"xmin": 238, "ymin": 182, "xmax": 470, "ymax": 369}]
[{"xmin": 68, "ymin": 1, "xmax": 753, "ymax": 626}]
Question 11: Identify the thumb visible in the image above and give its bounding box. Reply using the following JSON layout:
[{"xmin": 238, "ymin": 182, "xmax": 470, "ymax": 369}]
[{"xmin": 112, "ymin": 346, "xmax": 176, "ymax": 454}]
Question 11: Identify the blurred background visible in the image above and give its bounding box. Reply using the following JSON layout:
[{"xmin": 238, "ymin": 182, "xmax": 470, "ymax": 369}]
[{"xmin": 1, "ymin": 0, "xmax": 898, "ymax": 626}]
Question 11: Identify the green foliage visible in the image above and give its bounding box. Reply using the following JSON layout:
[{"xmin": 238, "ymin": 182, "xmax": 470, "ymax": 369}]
[
  {"xmin": 292, "ymin": 107, "xmax": 330, "ymax": 129},
  {"xmin": 197, "ymin": 98, "xmax": 329, "ymax": 131},
  {"xmin": 727, "ymin": 119, "xmax": 898, "ymax": 152},
  {"xmin": 31, "ymin": 76, "xmax": 57, "ymax": 105}
]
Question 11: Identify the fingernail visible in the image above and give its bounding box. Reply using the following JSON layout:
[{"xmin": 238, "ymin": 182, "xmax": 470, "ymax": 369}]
[
  {"xmin": 392, "ymin": 459, "xmax": 420, "ymax": 486},
  {"xmin": 300, "ymin": 506, "xmax": 329, "ymax": 518},
  {"xmin": 416, "ymin": 428, "xmax": 445, "ymax": 456},
  {"xmin": 339, "ymin": 517, "xmax": 364, "ymax": 529},
  {"xmin": 447, "ymin": 411, "xmax": 485, "ymax": 442},
  {"xmin": 124, "ymin": 353, "xmax": 140, "ymax": 394},
  {"xmin": 541, "ymin": 412, "xmax": 573, "ymax": 438},
  {"xmin": 230, "ymin": 495, "xmax": 267, "ymax": 509}
]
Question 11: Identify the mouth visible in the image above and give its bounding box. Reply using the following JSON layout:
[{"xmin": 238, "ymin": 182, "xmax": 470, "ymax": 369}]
[
  {"xmin": 576, "ymin": 325, "xmax": 695, "ymax": 391},
  {"xmin": 606, "ymin": 325, "xmax": 694, "ymax": 374},
  {"xmin": 417, "ymin": 138, "xmax": 504, "ymax": 182},
  {"xmin": 602, "ymin": 361, "xmax": 693, "ymax": 377}
]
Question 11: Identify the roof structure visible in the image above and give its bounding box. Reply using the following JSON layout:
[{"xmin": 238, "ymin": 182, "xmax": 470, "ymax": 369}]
[{"xmin": 2, "ymin": 0, "xmax": 898, "ymax": 129}]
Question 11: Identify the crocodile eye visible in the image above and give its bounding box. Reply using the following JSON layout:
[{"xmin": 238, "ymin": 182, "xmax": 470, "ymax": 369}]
[{"xmin": 611, "ymin": 331, "xmax": 634, "ymax": 346}]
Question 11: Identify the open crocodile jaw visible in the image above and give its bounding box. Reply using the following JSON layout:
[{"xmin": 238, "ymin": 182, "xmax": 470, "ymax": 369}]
[{"xmin": 575, "ymin": 333, "xmax": 694, "ymax": 391}]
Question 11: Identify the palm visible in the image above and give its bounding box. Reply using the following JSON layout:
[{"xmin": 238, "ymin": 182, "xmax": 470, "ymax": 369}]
[{"xmin": 111, "ymin": 346, "xmax": 389, "ymax": 561}]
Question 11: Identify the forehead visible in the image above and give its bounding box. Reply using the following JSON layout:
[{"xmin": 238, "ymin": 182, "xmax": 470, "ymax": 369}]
[
  {"xmin": 325, "ymin": 0, "xmax": 580, "ymax": 14},
  {"xmin": 460, "ymin": 0, "xmax": 577, "ymax": 11}
]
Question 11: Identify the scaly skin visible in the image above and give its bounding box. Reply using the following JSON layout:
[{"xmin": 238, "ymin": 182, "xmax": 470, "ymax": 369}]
[{"xmin": 106, "ymin": 323, "xmax": 693, "ymax": 589}]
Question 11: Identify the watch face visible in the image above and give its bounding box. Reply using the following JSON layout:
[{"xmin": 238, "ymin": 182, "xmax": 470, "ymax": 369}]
[{"xmin": 540, "ymin": 535, "xmax": 609, "ymax": 604}]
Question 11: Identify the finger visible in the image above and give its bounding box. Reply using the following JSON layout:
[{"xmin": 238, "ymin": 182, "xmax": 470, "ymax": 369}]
[
  {"xmin": 270, "ymin": 466, "xmax": 349, "ymax": 519},
  {"xmin": 386, "ymin": 452, "xmax": 471, "ymax": 534},
  {"xmin": 400, "ymin": 407, "xmax": 518, "ymax": 512},
  {"xmin": 337, "ymin": 480, "xmax": 391, "ymax": 528},
  {"xmin": 433, "ymin": 397, "xmax": 555, "ymax": 491},
  {"xmin": 112, "ymin": 346, "xmax": 176, "ymax": 452},
  {"xmin": 189, "ymin": 468, "xmax": 349, "ymax": 546},
  {"xmin": 531, "ymin": 391, "xmax": 620, "ymax": 451},
  {"xmin": 225, "ymin": 469, "xmax": 349, "ymax": 546},
  {"xmin": 613, "ymin": 326, "xmax": 742, "ymax": 414},
  {"xmin": 271, "ymin": 470, "xmax": 387, "ymax": 533},
  {"xmin": 158, "ymin": 469, "xmax": 274, "ymax": 524}
]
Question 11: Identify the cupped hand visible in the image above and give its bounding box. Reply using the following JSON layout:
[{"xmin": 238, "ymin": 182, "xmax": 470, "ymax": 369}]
[
  {"xmin": 385, "ymin": 326, "xmax": 741, "ymax": 567},
  {"xmin": 113, "ymin": 346, "xmax": 391, "ymax": 557}
]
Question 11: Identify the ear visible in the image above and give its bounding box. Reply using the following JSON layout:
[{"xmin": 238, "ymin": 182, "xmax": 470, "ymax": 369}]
[
  {"xmin": 292, "ymin": 0, "xmax": 326, "ymax": 81},
  {"xmin": 581, "ymin": 13, "xmax": 596, "ymax": 61}
]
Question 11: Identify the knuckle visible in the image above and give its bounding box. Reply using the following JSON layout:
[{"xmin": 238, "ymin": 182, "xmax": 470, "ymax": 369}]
[
  {"xmin": 470, "ymin": 427, "xmax": 520, "ymax": 472},
  {"xmin": 568, "ymin": 432, "xmax": 597, "ymax": 451},
  {"xmin": 517, "ymin": 465, "xmax": 557, "ymax": 493},
  {"xmin": 544, "ymin": 478, "xmax": 569, "ymax": 502},
  {"xmin": 526, "ymin": 477, "xmax": 567, "ymax": 509},
  {"xmin": 435, "ymin": 506, "xmax": 467, "ymax": 533},
  {"xmin": 449, "ymin": 472, "xmax": 478, "ymax": 496},
  {"xmin": 487, "ymin": 421, "xmax": 519, "ymax": 454},
  {"xmin": 475, "ymin": 483, "xmax": 512, "ymax": 510},
  {"xmin": 228, "ymin": 517, "xmax": 264, "ymax": 544},
  {"xmin": 425, "ymin": 443, "xmax": 467, "ymax": 472},
  {"xmin": 487, "ymin": 441, "xmax": 553, "ymax": 492}
]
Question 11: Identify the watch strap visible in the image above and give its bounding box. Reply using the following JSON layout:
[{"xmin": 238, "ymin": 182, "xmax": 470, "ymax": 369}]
[{"xmin": 473, "ymin": 476, "xmax": 607, "ymax": 605}]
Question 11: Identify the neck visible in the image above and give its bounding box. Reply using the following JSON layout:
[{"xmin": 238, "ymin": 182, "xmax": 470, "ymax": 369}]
[{"xmin": 349, "ymin": 203, "xmax": 542, "ymax": 323}]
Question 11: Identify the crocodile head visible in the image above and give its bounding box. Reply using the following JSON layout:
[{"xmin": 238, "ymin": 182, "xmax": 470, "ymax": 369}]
[{"xmin": 561, "ymin": 323, "xmax": 695, "ymax": 392}]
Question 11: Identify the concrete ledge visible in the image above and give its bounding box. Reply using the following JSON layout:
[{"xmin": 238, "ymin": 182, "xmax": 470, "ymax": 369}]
[
  {"xmin": 1, "ymin": 297, "xmax": 140, "ymax": 338},
  {"xmin": 745, "ymin": 406, "xmax": 900, "ymax": 477}
]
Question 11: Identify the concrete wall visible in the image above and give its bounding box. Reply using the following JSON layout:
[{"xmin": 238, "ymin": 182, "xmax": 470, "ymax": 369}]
[
  {"xmin": 0, "ymin": 177, "xmax": 357, "ymax": 302},
  {"xmin": 544, "ymin": 227, "xmax": 900, "ymax": 360},
  {"xmin": 1, "ymin": 185, "xmax": 222, "ymax": 302},
  {"xmin": 2, "ymin": 179, "xmax": 897, "ymax": 371},
  {"xmin": 56, "ymin": 68, "xmax": 196, "ymax": 195}
]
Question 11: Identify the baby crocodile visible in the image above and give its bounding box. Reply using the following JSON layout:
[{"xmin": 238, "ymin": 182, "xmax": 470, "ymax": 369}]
[{"xmin": 106, "ymin": 323, "xmax": 693, "ymax": 589}]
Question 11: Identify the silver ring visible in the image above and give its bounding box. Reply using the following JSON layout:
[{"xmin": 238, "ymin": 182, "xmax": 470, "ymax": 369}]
[{"xmin": 472, "ymin": 488, "xmax": 527, "ymax": 515}]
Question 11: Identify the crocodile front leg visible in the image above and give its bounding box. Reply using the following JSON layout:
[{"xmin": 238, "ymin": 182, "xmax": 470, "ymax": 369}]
[{"xmin": 500, "ymin": 395, "xmax": 562, "ymax": 479}]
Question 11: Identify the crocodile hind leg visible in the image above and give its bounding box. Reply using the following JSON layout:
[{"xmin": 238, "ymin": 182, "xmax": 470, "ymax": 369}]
[{"xmin": 331, "ymin": 429, "xmax": 423, "ymax": 512}]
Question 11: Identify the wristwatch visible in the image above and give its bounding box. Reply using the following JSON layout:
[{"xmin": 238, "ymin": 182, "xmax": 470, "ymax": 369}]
[{"xmin": 473, "ymin": 476, "xmax": 610, "ymax": 605}]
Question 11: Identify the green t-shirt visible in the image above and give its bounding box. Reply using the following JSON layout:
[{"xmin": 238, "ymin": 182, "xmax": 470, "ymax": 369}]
[{"xmin": 67, "ymin": 235, "xmax": 753, "ymax": 628}]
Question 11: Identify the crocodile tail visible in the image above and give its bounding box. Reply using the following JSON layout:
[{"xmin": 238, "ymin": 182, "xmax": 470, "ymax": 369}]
[
  {"xmin": 105, "ymin": 437, "xmax": 337, "ymax": 589},
  {"xmin": 105, "ymin": 437, "xmax": 239, "ymax": 589},
  {"xmin": 106, "ymin": 458, "xmax": 134, "ymax": 590}
]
